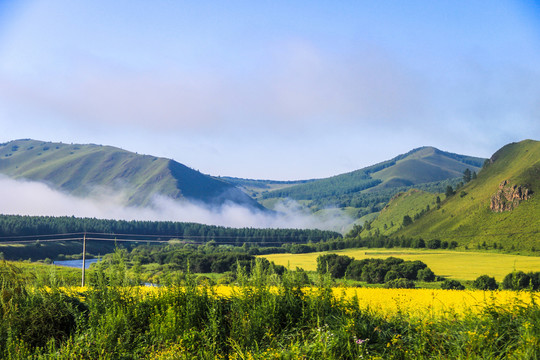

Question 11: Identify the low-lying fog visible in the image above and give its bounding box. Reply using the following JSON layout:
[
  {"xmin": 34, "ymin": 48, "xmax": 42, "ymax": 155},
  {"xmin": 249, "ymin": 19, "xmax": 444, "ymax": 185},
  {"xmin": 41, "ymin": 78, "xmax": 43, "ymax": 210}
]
[{"xmin": 0, "ymin": 176, "xmax": 352, "ymax": 233}]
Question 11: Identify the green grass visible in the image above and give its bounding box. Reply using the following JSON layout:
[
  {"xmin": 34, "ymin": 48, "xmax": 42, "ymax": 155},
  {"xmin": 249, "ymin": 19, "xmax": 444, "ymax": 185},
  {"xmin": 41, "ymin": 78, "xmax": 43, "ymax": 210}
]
[
  {"xmin": 362, "ymin": 189, "xmax": 439, "ymax": 236},
  {"xmin": 259, "ymin": 248, "xmax": 540, "ymax": 281}
]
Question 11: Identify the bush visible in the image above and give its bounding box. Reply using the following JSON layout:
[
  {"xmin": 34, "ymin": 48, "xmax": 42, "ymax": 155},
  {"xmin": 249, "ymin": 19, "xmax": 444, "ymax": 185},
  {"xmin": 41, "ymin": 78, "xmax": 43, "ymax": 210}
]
[
  {"xmin": 472, "ymin": 275, "xmax": 498, "ymax": 290},
  {"xmin": 384, "ymin": 270, "xmax": 400, "ymax": 283},
  {"xmin": 346, "ymin": 260, "xmax": 364, "ymax": 281},
  {"xmin": 316, "ymin": 254, "xmax": 353, "ymax": 278},
  {"xmin": 417, "ymin": 267, "xmax": 436, "ymax": 282},
  {"xmin": 384, "ymin": 278, "xmax": 415, "ymax": 289},
  {"xmin": 502, "ymin": 271, "xmax": 534, "ymax": 290},
  {"xmin": 427, "ymin": 239, "xmax": 441, "ymax": 249},
  {"xmin": 360, "ymin": 261, "xmax": 387, "ymax": 284},
  {"xmin": 397, "ymin": 260, "xmax": 427, "ymax": 280},
  {"xmin": 441, "ymin": 279, "xmax": 465, "ymax": 290}
]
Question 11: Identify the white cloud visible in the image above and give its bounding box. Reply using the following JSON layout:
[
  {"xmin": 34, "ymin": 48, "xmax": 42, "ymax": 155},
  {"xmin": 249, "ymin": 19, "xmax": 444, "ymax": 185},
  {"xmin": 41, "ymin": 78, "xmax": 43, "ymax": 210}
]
[{"xmin": 0, "ymin": 176, "xmax": 351, "ymax": 232}]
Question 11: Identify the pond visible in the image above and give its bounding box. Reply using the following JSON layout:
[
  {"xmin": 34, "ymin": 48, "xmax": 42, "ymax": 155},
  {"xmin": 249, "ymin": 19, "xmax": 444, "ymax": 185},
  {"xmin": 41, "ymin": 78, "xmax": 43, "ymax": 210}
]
[{"xmin": 53, "ymin": 258, "xmax": 99, "ymax": 269}]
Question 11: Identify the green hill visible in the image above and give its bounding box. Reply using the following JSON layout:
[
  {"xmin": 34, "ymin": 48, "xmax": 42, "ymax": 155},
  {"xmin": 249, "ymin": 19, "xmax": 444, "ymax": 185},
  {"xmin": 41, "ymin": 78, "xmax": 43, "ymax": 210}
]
[
  {"xmin": 361, "ymin": 189, "xmax": 440, "ymax": 237},
  {"xmin": 0, "ymin": 139, "xmax": 261, "ymax": 209},
  {"xmin": 260, "ymin": 146, "xmax": 484, "ymax": 216},
  {"xmin": 394, "ymin": 139, "xmax": 540, "ymax": 251}
]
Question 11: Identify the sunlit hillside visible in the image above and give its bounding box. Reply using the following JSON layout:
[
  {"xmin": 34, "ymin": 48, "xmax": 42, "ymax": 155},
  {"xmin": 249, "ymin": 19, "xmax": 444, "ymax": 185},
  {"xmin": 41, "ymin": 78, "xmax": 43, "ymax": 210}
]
[{"xmin": 395, "ymin": 140, "xmax": 540, "ymax": 251}]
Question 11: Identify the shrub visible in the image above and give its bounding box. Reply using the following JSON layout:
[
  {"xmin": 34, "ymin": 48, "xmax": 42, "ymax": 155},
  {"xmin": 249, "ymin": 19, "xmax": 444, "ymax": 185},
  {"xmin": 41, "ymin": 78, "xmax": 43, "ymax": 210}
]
[
  {"xmin": 502, "ymin": 271, "xmax": 532, "ymax": 290},
  {"xmin": 384, "ymin": 278, "xmax": 415, "ymax": 289},
  {"xmin": 316, "ymin": 254, "xmax": 353, "ymax": 278},
  {"xmin": 360, "ymin": 261, "xmax": 387, "ymax": 284},
  {"xmin": 441, "ymin": 279, "xmax": 465, "ymax": 290},
  {"xmin": 346, "ymin": 260, "xmax": 364, "ymax": 280},
  {"xmin": 472, "ymin": 275, "xmax": 498, "ymax": 290},
  {"xmin": 384, "ymin": 270, "xmax": 400, "ymax": 283},
  {"xmin": 427, "ymin": 239, "xmax": 441, "ymax": 249},
  {"xmin": 397, "ymin": 260, "xmax": 427, "ymax": 280},
  {"xmin": 417, "ymin": 267, "xmax": 436, "ymax": 282},
  {"xmin": 528, "ymin": 272, "xmax": 540, "ymax": 290}
]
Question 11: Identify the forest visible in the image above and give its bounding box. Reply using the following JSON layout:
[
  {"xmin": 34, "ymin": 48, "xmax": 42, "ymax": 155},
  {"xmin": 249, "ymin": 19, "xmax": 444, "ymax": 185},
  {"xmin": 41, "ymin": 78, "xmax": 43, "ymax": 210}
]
[{"xmin": 0, "ymin": 214, "xmax": 340, "ymax": 243}]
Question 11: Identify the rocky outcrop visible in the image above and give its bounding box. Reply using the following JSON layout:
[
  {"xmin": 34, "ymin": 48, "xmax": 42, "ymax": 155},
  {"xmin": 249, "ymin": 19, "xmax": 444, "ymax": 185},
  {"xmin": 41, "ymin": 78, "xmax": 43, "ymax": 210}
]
[{"xmin": 490, "ymin": 180, "xmax": 532, "ymax": 212}]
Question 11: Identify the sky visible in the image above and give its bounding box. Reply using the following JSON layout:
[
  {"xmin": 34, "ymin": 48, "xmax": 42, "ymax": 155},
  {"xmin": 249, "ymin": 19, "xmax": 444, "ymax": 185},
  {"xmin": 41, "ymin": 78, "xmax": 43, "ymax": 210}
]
[{"xmin": 0, "ymin": 0, "xmax": 539, "ymax": 180}]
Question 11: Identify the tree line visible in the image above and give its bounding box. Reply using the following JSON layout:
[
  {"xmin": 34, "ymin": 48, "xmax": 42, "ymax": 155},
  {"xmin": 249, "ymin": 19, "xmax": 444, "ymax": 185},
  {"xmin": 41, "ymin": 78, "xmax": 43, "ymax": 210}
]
[
  {"xmin": 0, "ymin": 214, "xmax": 341, "ymax": 243},
  {"xmin": 316, "ymin": 254, "xmax": 436, "ymax": 288}
]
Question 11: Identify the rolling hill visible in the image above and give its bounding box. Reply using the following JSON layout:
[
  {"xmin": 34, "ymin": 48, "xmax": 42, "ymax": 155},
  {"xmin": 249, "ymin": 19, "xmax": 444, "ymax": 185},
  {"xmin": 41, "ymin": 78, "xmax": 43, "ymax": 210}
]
[
  {"xmin": 381, "ymin": 140, "xmax": 540, "ymax": 251},
  {"xmin": 0, "ymin": 139, "xmax": 262, "ymax": 209},
  {"xmin": 258, "ymin": 146, "xmax": 485, "ymax": 217}
]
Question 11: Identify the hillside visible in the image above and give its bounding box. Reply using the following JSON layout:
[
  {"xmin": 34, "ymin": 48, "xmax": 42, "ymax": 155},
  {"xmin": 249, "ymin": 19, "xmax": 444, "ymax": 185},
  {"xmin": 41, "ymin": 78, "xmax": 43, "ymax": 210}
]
[
  {"xmin": 0, "ymin": 139, "xmax": 261, "ymax": 209},
  {"xmin": 395, "ymin": 140, "xmax": 540, "ymax": 251},
  {"xmin": 220, "ymin": 177, "xmax": 315, "ymax": 199},
  {"xmin": 260, "ymin": 146, "xmax": 484, "ymax": 216},
  {"xmin": 361, "ymin": 189, "xmax": 440, "ymax": 237}
]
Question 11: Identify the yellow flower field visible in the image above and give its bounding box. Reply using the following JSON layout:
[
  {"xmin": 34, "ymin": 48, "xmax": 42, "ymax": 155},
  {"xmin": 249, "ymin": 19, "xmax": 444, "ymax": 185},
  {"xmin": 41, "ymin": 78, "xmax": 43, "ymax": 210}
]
[
  {"xmin": 259, "ymin": 248, "xmax": 540, "ymax": 281},
  {"xmin": 329, "ymin": 287, "xmax": 539, "ymax": 316},
  {"xmin": 59, "ymin": 285, "xmax": 540, "ymax": 317}
]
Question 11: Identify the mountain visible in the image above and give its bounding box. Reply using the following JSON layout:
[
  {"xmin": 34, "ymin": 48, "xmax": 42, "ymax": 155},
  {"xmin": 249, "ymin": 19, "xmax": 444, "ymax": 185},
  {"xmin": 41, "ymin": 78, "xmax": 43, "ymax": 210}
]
[
  {"xmin": 258, "ymin": 146, "xmax": 485, "ymax": 217},
  {"xmin": 0, "ymin": 139, "xmax": 262, "ymax": 209},
  {"xmin": 386, "ymin": 140, "xmax": 540, "ymax": 251}
]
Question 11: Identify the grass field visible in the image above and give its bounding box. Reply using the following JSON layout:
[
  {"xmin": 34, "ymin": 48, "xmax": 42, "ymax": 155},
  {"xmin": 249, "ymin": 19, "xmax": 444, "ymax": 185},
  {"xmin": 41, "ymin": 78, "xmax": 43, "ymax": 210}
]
[
  {"xmin": 3, "ymin": 259, "xmax": 540, "ymax": 358},
  {"xmin": 259, "ymin": 248, "xmax": 540, "ymax": 281}
]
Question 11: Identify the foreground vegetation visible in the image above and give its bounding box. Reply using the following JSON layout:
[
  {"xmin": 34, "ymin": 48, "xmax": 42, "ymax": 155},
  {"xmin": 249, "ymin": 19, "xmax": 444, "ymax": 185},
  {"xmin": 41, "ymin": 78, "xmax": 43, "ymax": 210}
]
[{"xmin": 2, "ymin": 258, "xmax": 540, "ymax": 359}]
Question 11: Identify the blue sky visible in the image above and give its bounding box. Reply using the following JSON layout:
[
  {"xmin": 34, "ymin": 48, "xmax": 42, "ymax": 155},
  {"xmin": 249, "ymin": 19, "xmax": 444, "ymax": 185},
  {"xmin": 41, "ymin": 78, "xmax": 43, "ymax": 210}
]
[{"xmin": 1, "ymin": 1, "xmax": 539, "ymax": 180}]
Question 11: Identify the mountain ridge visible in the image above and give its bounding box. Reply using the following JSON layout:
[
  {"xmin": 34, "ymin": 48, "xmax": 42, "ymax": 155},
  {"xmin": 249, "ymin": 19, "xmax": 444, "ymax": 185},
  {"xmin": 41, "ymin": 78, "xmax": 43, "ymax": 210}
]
[
  {"xmin": 256, "ymin": 145, "xmax": 485, "ymax": 218},
  {"xmin": 0, "ymin": 139, "xmax": 261, "ymax": 209}
]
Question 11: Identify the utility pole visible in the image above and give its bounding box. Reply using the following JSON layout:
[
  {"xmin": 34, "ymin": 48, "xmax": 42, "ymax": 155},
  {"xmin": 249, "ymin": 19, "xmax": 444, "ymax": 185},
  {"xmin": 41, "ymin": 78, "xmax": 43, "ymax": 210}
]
[{"xmin": 81, "ymin": 232, "xmax": 87, "ymax": 287}]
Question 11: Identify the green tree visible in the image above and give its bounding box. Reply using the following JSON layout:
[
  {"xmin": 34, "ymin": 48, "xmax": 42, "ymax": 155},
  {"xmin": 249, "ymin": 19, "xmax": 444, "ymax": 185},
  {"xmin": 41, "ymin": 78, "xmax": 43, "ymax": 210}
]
[
  {"xmin": 346, "ymin": 224, "xmax": 363, "ymax": 238},
  {"xmin": 402, "ymin": 215, "xmax": 413, "ymax": 227},
  {"xmin": 472, "ymin": 275, "xmax": 498, "ymax": 290},
  {"xmin": 316, "ymin": 254, "xmax": 353, "ymax": 278},
  {"xmin": 502, "ymin": 271, "xmax": 531, "ymax": 290},
  {"xmin": 441, "ymin": 279, "xmax": 465, "ymax": 290},
  {"xmin": 417, "ymin": 267, "xmax": 436, "ymax": 282},
  {"xmin": 445, "ymin": 186, "xmax": 455, "ymax": 197},
  {"xmin": 384, "ymin": 278, "xmax": 415, "ymax": 289},
  {"xmin": 463, "ymin": 168, "xmax": 472, "ymax": 183}
]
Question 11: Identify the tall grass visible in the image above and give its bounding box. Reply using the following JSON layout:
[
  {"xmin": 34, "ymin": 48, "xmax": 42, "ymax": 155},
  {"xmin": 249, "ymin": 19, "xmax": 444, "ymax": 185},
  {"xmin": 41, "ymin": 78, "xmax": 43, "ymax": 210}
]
[{"xmin": 1, "ymin": 259, "xmax": 539, "ymax": 359}]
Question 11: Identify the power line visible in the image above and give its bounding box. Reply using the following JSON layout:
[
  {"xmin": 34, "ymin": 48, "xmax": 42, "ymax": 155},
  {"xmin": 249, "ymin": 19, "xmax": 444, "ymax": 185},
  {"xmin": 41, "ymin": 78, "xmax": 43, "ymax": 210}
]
[
  {"xmin": 0, "ymin": 231, "xmax": 325, "ymax": 241},
  {"xmin": 0, "ymin": 237, "xmax": 86, "ymax": 244},
  {"xmin": 0, "ymin": 232, "xmax": 86, "ymax": 240},
  {"xmin": 0, "ymin": 232, "xmax": 310, "ymax": 245}
]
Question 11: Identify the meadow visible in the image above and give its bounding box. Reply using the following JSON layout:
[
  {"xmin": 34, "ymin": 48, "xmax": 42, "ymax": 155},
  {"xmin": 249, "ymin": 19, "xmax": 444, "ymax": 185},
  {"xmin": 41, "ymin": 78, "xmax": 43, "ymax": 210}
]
[
  {"xmin": 260, "ymin": 248, "xmax": 540, "ymax": 281},
  {"xmin": 2, "ymin": 258, "xmax": 540, "ymax": 359}
]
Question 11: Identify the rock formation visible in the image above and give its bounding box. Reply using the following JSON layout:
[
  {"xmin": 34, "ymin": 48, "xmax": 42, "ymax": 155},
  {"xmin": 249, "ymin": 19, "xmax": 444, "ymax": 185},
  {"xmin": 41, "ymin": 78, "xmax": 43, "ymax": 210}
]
[{"xmin": 490, "ymin": 180, "xmax": 532, "ymax": 212}]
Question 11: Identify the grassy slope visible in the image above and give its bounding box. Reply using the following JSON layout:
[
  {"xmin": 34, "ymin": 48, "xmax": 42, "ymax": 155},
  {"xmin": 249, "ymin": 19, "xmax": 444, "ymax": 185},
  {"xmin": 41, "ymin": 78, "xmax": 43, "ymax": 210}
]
[
  {"xmin": 0, "ymin": 139, "xmax": 258, "ymax": 208},
  {"xmin": 396, "ymin": 140, "xmax": 540, "ymax": 250},
  {"xmin": 259, "ymin": 248, "xmax": 540, "ymax": 281},
  {"xmin": 259, "ymin": 147, "xmax": 483, "ymax": 216},
  {"xmin": 370, "ymin": 147, "xmax": 475, "ymax": 186},
  {"xmin": 362, "ymin": 189, "xmax": 439, "ymax": 236}
]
